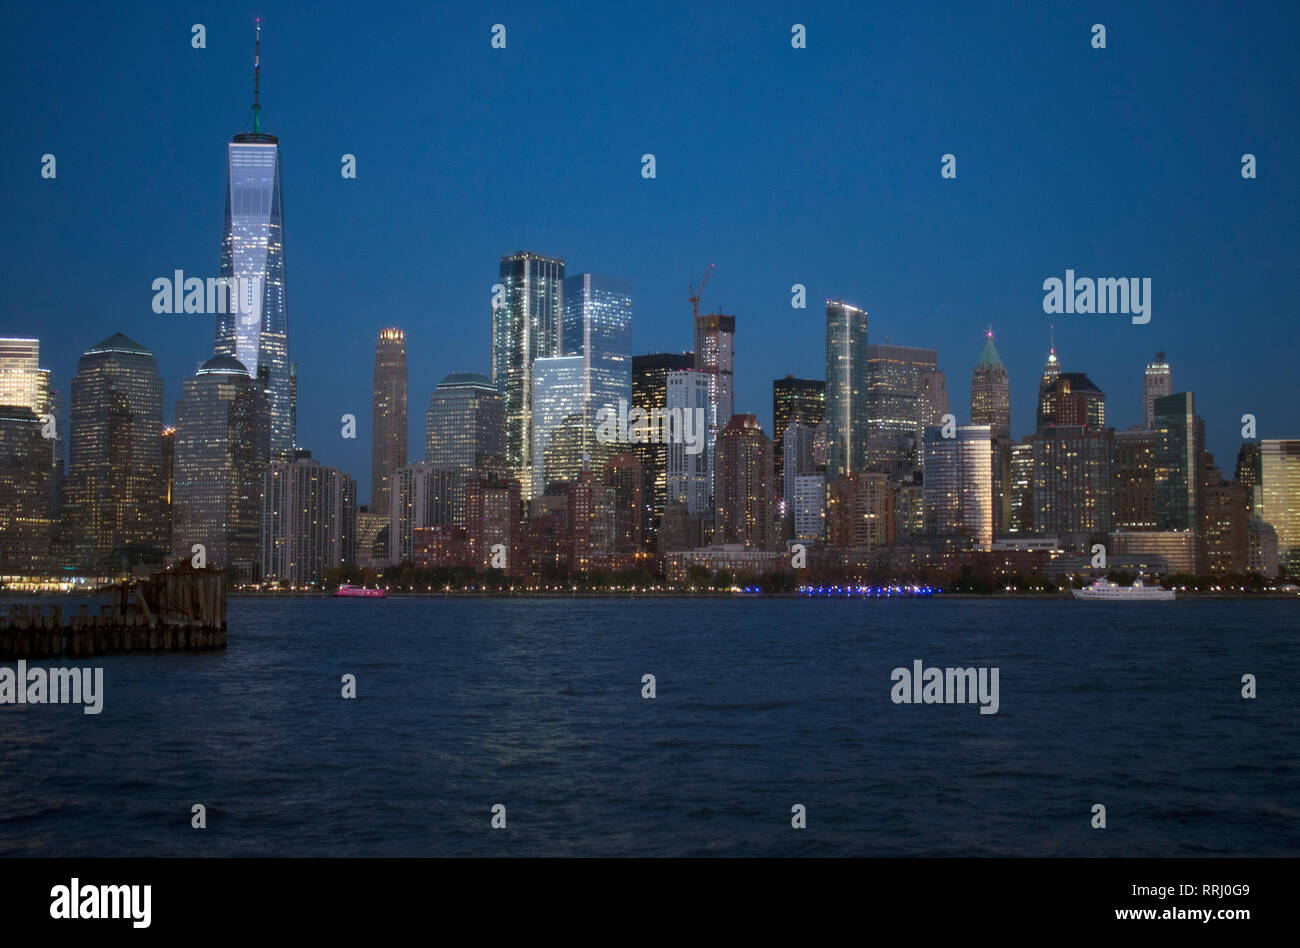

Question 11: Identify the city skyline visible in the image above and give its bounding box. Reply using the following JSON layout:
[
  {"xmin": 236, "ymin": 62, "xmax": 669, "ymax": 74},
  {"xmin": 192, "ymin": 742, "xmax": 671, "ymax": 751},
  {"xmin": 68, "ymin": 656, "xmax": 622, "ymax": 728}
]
[{"xmin": 4, "ymin": 3, "xmax": 1297, "ymax": 504}]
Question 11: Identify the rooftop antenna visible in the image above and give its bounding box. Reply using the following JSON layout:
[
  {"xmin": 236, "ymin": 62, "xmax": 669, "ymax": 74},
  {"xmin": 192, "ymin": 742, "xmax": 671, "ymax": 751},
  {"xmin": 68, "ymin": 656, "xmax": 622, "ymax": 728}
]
[{"xmin": 252, "ymin": 18, "xmax": 263, "ymax": 134}]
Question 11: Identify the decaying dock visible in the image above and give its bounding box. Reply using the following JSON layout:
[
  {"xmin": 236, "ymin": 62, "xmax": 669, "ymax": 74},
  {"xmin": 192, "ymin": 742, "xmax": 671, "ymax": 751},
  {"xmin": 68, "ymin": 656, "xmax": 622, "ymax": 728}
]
[{"xmin": 0, "ymin": 566, "xmax": 227, "ymax": 660}]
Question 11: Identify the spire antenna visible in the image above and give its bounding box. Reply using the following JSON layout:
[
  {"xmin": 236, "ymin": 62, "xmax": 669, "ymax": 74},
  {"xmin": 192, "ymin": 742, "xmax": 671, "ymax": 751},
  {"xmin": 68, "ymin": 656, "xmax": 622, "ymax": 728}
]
[{"xmin": 252, "ymin": 18, "xmax": 262, "ymax": 134}]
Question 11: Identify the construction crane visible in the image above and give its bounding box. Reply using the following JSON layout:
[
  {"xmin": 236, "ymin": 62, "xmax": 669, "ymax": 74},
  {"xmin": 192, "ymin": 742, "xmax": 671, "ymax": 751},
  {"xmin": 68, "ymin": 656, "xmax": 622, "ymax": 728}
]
[{"xmin": 689, "ymin": 263, "xmax": 714, "ymax": 320}]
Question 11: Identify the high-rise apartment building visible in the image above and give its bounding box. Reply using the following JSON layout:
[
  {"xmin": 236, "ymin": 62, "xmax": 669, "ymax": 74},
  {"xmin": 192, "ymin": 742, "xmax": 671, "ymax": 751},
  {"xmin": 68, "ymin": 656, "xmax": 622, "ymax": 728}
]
[
  {"xmin": 694, "ymin": 311, "xmax": 735, "ymax": 496},
  {"xmin": 865, "ymin": 343, "xmax": 939, "ymax": 470},
  {"xmin": 713, "ymin": 414, "xmax": 775, "ymax": 550},
  {"xmin": 825, "ymin": 299, "xmax": 868, "ymax": 479},
  {"xmin": 827, "ymin": 471, "xmax": 894, "ymax": 552},
  {"xmin": 261, "ymin": 454, "xmax": 356, "ymax": 585},
  {"xmin": 1028, "ymin": 425, "xmax": 1114, "ymax": 544},
  {"xmin": 390, "ymin": 463, "xmax": 461, "ymax": 563},
  {"xmin": 772, "ymin": 376, "xmax": 825, "ymax": 487},
  {"xmin": 631, "ymin": 352, "xmax": 694, "ymax": 544},
  {"xmin": 922, "ymin": 425, "xmax": 993, "ymax": 549},
  {"xmin": 371, "ymin": 327, "xmax": 408, "ymax": 512},
  {"xmin": 603, "ymin": 453, "xmax": 643, "ymax": 554},
  {"xmin": 666, "ymin": 369, "xmax": 712, "ymax": 515}
]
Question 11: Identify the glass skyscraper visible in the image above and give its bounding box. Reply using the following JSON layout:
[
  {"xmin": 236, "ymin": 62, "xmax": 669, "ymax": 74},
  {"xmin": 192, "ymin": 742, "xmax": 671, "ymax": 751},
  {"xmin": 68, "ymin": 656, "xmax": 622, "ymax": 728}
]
[
  {"xmin": 825, "ymin": 299, "xmax": 868, "ymax": 479},
  {"xmin": 66, "ymin": 333, "xmax": 166, "ymax": 569},
  {"xmin": 694, "ymin": 312, "xmax": 735, "ymax": 500},
  {"xmin": 531, "ymin": 355, "xmax": 586, "ymax": 496},
  {"xmin": 562, "ymin": 273, "xmax": 633, "ymax": 474},
  {"xmin": 1153, "ymin": 392, "xmax": 1201, "ymax": 532},
  {"xmin": 172, "ymin": 355, "xmax": 265, "ymax": 577},
  {"xmin": 666, "ymin": 369, "xmax": 712, "ymax": 515},
  {"xmin": 426, "ymin": 372, "xmax": 506, "ymax": 476},
  {"xmin": 494, "ymin": 251, "xmax": 565, "ymax": 499},
  {"xmin": 865, "ymin": 343, "xmax": 939, "ymax": 471},
  {"xmin": 1259, "ymin": 439, "xmax": 1300, "ymax": 575},
  {"xmin": 631, "ymin": 352, "xmax": 695, "ymax": 543},
  {"xmin": 213, "ymin": 29, "xmax": 294, "ymax": 460},
  {"xmin": 922, "ymin": 424, "xmax": 993, "ymax": 549},
  {"xmin": 0, "ymin": 338, "xmax": 43, "ymax": 411},
  {"xmin": 772, "ymin": 376, "xmax": 825, "ymax": 488}
]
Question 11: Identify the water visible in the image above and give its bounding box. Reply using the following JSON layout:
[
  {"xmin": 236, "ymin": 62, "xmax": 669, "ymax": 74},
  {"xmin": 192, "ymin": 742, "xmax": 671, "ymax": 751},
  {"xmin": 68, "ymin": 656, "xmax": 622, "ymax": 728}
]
[{"xmin": 1, "ymin": 597, "xmax": 1296, "ymax": 857}]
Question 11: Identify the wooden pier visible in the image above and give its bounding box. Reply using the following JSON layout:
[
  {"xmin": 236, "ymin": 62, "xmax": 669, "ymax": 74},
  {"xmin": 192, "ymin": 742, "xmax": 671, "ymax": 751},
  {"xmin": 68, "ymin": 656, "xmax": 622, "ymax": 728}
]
[{"xmin": 0, "ymin": 566, "xmax": 227, "ymax": 660}]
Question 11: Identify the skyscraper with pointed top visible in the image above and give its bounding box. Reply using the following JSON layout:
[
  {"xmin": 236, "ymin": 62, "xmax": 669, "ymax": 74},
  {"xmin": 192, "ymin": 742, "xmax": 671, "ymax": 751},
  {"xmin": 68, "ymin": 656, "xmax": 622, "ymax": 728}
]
[
  {"xmin": 1035, "ymin": 331, "xmax": 1060, "ymax": 432},
  {"xmin": 213, "ymin": 19, "xmax": 295, "ymax": 460},
  {"xmin": 970, "ymin": 330, "xmax": 1010, "ymax": 440},
  {"xmin": 1143, "ymin": 352, "xmax": 1172, "ymax": 429}
]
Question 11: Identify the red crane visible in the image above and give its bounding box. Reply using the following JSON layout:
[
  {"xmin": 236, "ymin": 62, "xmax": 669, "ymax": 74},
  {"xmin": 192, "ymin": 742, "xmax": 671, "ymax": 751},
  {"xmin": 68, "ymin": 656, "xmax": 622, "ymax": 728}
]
[{"xmin": 689, "ymin": 263, "xmax": 714, "ymax": 320}]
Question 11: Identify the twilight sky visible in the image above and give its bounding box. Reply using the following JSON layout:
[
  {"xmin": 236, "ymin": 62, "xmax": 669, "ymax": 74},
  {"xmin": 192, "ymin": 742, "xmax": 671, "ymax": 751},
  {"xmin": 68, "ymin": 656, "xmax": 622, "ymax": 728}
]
[{"xmin": 3, "ymin": 0, "xmax": 1296, "ymax": 500}]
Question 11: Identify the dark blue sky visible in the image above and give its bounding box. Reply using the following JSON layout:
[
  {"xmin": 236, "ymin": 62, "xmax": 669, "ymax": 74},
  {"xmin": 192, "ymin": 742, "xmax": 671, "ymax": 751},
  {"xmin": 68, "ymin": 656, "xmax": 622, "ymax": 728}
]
[{"xmin": 4, "ymin": 0, "xmax": 1296, "ymax": 500}]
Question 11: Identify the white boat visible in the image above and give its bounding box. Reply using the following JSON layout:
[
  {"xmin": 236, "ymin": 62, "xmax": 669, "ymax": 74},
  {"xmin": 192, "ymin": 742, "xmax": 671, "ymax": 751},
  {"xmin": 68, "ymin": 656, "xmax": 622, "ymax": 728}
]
[{"xmin": 1072, "ymin": 577, "xmax": 1175, "ymax": 601}]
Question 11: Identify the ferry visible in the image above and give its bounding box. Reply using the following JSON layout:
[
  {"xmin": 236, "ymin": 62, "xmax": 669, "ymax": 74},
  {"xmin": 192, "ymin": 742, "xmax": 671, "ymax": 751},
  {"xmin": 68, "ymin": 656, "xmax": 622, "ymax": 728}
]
[
  {"xmin": 334, "ymin": 583, "xmax": 387, "ymax": 599},
  {"xmin": 1072, "ymin": 577, "xmax": 1175, "ymax": 601}
]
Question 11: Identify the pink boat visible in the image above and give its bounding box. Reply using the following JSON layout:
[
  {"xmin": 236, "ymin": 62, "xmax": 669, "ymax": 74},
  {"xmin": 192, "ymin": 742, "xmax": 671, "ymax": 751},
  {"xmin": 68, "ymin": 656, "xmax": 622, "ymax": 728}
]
[{"xmin": 334, "ymin": 583, "xmax": 387, "ymax": 599}]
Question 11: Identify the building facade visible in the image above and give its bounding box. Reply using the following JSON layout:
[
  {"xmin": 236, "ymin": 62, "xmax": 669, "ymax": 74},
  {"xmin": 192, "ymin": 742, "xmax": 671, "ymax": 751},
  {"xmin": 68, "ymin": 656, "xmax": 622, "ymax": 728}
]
[
  {"xmin": 371, "ymin": 327, "xmax": 408, "ymax": 512},
  {"xmin": 825, "ymin": 299, "xmax": 868, "ymax": 479}
]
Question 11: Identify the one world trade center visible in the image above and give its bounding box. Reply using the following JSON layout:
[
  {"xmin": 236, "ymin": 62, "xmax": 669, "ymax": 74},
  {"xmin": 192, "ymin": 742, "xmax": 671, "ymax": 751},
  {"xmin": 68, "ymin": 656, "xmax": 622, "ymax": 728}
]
[{"xmin": 213, "ymin": 19, "xmax": 295, "ymax": 460}]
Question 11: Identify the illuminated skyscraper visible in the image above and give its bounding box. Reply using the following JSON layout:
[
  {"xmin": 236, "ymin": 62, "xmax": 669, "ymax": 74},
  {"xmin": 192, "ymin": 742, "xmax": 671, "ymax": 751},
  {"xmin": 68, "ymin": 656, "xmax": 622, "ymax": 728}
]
[
  {"xmin": 666, "ymin": 369, "xmax": 712, "ymax": 515},
  {"xmin": 1258, "ymin": 439, "xmax": 1300, "ymax": 575},
  {"xmin": 1112, "ymin": 428, "xmax": 1158, "ymax": 530},
  {"xmin": 603, "ymin": 453, "xmax": 644, "ymax": 553},
  {"xmin": 371, "ymin": 327, "xmax": 408, "ymax": 511},
  {"xmin": 694, "ymin": 311, "xmax": 735, "ymax": 497},
  {"xmin": 970, "ymin": 331, "xmax": 1010, "ymax": 439},
  {"xmin": 494, "ymin": 251, "xmax": 565, "ymax": 498},
  {"xmin": 1035, "ymin": 344, "xmax": 1060, "ymax": 431},
  {"xmin": 426, "ymin": 372, "xmax": 505, "ymax": 520},
  {"xmin": 0, "ymin": 338, "xmax": 42, "ymax": 410},
  {"xmin": 531, "ymin": 355, "xmax": 586, "ymax": 495},
  {"xmin": 391, "ymin": 463, "xmax": 460, "ymax": 563},
  {"xmin": 213, "ymin": 21, "xmax": 295, "ymax": 459},
  {"xmin": 713, "ymin": 414, "xmax": 775, "ymax": 550},
  {"xmin": 922, "ymin": 425, "xmax": 993, "ymax": 549},
  {"xmin": 1153, "ymin": 392, "xmax": 1202, "ymax": 533},
  {"xmin": 562, "ymin": 273, "xmax": 633, "ymax": 474},
  {"xmin": 261, "ymin": 454, "xmax": 356, "ymax": 585},
  {"xmin": 1143, "ymin": 352, "xmax": 1172, "ymax": 429},
  {"xmin": 825, "ymin": 299, "xmax": 868, "ymax": 478},
  {"xmin": 772, "ymin": 376, "xmax": 825, "ymax": 488},
  {"xmin": 1028, "ymin": 425, "xmax": 1114, "ymax": 545},
  {"xmin": 0, "ymin": 406, "xmax": 52, "ymax": 570},
  {"xmin": 865, "ymin": 343, "xmax": 939, "ymax": 471},
  {"xmin": 172, "ymin": 355, "xmax": 264, "ymax": 577},
  {"xmin": 631, "ymin": 352, "xmax": 694, "ymax": 543},
  {"xmin": 66, "ymin": 333, "xmax": 166, "ymax": 569}
]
